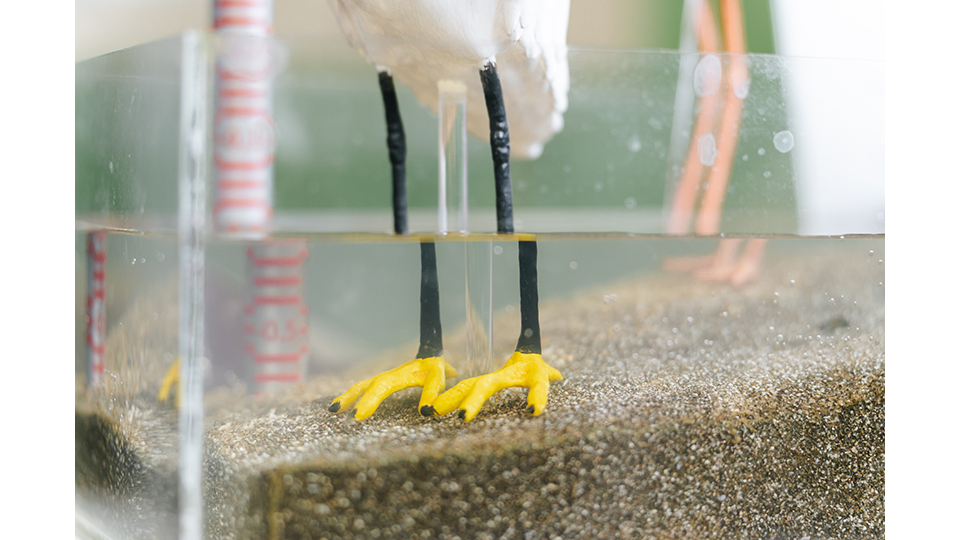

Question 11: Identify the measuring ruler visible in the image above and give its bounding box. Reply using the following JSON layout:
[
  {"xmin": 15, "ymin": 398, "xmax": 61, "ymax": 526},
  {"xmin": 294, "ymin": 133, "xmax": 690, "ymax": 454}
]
[
  {"xmin": 243, "ymin": 239, "xmax": 309, "ymax": 391},
  {"xmin": 213, "ymin": 0, "xmax": 276, "ymax": 236},
  {"xmin": 86, "ymin": 231, "xmax": 107, "ymax": 387}
]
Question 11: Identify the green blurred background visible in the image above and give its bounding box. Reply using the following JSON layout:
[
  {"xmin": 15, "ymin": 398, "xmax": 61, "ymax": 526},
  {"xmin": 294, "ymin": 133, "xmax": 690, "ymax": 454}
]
[{"xmin": 77, "ymin": 0, "xmax": 796, "ymax": 234}]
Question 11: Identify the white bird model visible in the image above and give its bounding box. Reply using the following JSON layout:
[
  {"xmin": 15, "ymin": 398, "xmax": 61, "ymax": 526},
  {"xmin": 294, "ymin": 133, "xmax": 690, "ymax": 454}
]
[
  {"xmin": 326, "ymin": 0, "xmax": 570, "ymax": 422},
  {"xmin": 329, "ymin": 0, "xmax": 569, "ymax": 159}
]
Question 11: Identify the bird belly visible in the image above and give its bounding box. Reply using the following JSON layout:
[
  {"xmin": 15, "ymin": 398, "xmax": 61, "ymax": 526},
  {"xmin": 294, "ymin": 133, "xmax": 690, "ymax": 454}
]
[{"xmin": 332, "ymin": 0, "xmax": 519, "ymax": 69}]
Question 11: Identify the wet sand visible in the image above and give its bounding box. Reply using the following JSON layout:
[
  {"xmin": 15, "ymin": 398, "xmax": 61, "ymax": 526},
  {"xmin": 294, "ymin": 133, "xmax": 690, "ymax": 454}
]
[{"xmin": 76, "ymin": 242, "xmax": 884, "ymax": 539}]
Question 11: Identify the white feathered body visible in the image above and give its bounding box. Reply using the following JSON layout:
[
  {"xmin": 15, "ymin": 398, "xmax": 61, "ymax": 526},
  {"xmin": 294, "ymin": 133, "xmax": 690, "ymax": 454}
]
[{"xmin": 327, "ymin": 0, "xmax": 570, "ymax": 158}]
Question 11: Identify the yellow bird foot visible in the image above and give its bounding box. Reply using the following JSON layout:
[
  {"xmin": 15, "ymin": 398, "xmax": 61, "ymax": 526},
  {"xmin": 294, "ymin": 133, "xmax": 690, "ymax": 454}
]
[
  {"xmin": 430, "ymin": 351, "xmax": 562, "ymax": 422},
  {"xmin": 328, "ymin": 356, "xmax": 458, "ymax": 421},
  {"xmin": 158, "ymin": 356, "xmax": 180, "ymax": 408}
]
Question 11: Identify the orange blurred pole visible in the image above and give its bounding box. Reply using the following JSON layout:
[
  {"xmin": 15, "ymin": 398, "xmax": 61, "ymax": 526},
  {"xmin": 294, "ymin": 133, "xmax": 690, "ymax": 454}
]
[
  {"xmin": 695, "ymin": 0, "xmax": 748, "ymax": 235},
  {"xmin": 667, "ymin": 0, "xmax": 721, "ymax": 235}
]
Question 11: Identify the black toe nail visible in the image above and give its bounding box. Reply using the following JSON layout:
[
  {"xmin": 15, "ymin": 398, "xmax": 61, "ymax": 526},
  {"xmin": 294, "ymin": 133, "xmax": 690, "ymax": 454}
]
[
  {"xmin": 527, "ymin": 405, "xmax": 536, "ymax": 414},
  {"xmin": 328, "ymin": 402, "xmax": 341, "ymax": 413},
  {"xmin": 420, "ymin": 405, "xmax": 436, "ymax": 417},
  {"xmin": 457, "ymin": 409, "xmax": 467, "ymax": 420}
]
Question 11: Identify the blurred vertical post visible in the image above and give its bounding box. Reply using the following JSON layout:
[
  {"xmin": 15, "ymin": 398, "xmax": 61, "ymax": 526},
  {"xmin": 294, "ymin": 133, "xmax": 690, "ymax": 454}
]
[
  {"xmin": 178, "ymin": 30, "xmax": 209, "ymax": 540},
  {"xmin": 438, "ymin": 80, "xmax": 468, "ymax": 234},
  {"xmin": 85, "ymin": 231, "xmax": 107, "ymax": 387},
  {"xmin": 438, "ymin": 80, "xmax": 494, "ymax": 376}
]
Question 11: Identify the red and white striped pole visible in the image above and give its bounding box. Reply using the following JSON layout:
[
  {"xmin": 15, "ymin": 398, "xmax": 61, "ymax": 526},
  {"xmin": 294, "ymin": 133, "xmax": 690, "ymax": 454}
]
[
  {"xmin": 213, "ymin": 0, "xmax": 276, "ymax": 236},
  {"xmin": 86, "ymin": 231, "xmax": 107, "ymax": 387},
  {"xmin": 213, "ymin": 2, "xmax": 309, "ymax": 391},
  {"xmin": 244, "ymin": 239, "xmax": 310, "ymax": 392}
]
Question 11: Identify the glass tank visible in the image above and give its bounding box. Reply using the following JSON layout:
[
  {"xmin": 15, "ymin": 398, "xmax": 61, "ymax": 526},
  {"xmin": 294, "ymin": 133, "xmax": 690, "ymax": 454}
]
[{"xmin": 76, "ymin": 31, "xmax": 883, "ymax": 540}]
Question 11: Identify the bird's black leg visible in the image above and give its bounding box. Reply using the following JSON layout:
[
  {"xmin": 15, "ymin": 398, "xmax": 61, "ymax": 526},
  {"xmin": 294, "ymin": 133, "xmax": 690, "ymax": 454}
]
[
  {"xmin": 416, "ymin": 239, "xmax": 444, "ymax": 360},
  {"xmin": 419, "ymin": 64, "xmax": 561, "ymax": 422},
  {"xmin": 515, "ymin": 239, "xmax": 542, "ymax": 355},
  {"xmin": 378, "ymin": 71, "xmax": 408, "ymax": 235},
  {"xmin": 479, "ymin": 63, "xmax": 514, "ymax": 235},
  {"xmin": 327, "ymin": 73, "xmax": 457, "ymax": 421}
]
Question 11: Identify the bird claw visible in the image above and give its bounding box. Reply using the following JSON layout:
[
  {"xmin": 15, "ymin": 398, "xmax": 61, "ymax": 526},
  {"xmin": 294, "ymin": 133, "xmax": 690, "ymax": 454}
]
[
  {"xmin": 328, "ymin": 356, "xmax": 457, "ymax": 421},
  {"xmin": 429, "ymin": 351, "xmax": 562, "ymax": 422},
  {"xmin": 157, "ymin": 356, "xmax": 180, "ymax": 408}
]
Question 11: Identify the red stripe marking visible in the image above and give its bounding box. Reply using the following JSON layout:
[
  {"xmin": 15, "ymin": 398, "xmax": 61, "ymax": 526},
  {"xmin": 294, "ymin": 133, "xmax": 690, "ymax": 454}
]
[
  {"xmin": 214, "ymin": 198, "xmax": 270, "ymax": 211},
  {"xmin": 92, "ymin": 363, "xmax": 106, "ymax": 373},
  {"xmin": 254, "ymin": 295, "xmax": 301, "ymax": 305},
  {"xmin": 218, "ymin": 179, "xmax": 266, "ymax": 190},
  {"xmin": 92, "ymin": 271, "xmax": 106, "ymax": 281},
  {"xmin": 217, "ymin": 106, "xmax": 270, "ymax": 117},
  {"xmin": 216, "ymin": 67, "xmax": 272, "ymax": 82},
  {"xmin": 216, "ymin": 0, "xmax": 266, "ymax": 8},
  {"xmin": 243, "ymin": 324, "xmax": 255, "ymax": 334},
  {"xmin": 251, "ymin": 255, "xmax": 306, "ymax": 267},
  {"xmin": 214, "ymin": 17, "xmax": 273, "ymax": 31},
  {"xmin": 300, "ymin": 305, "xmax": 309, "ymax": 316},
  {"xmin": 253, "ymin": 276, "xmax": 301, "ymax": 287},
  {"xmin": 215, "ymin": 155, "xmax": 274, "ymax": 171},
  {"xmin": 219, "ymin": 87, "xmax": 267, "ymax": 99},
  {"xmin": 90, "ymin": 252, "xmax": 107, "ymax": 262},
  {"xmin": 253, "ymin": 346, "xmax": 308, "ymax": 364},
  {"xmin": 254, "ymin": 372, "xmax": 300, "ymax": 383}
]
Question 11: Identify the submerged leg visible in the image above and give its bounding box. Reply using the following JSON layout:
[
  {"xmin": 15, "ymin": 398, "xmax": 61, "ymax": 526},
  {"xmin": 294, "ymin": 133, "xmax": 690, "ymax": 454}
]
[
  {"xmin": 379, "ymin": 71, "xmax": 408, "ymax": 235},
  {"xmin": 328, "ymin": 240, "xmax": 457, "ymax": 421},
  {"xmin": 432, "ymin": 239, "xmax": 562, "ymax": 422}
]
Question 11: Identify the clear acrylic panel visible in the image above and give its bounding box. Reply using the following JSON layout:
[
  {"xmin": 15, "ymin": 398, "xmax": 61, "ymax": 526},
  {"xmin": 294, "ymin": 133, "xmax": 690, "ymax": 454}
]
[{"xmin": 77, "ymin": 31, "xmax": 884, "ymax": 540}]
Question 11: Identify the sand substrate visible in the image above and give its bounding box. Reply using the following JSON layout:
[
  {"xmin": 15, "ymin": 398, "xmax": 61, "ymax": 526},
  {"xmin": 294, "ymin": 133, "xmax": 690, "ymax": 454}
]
[{"xmin": 76, "ymin": 241, "xmax": 884, "ymax": 539}]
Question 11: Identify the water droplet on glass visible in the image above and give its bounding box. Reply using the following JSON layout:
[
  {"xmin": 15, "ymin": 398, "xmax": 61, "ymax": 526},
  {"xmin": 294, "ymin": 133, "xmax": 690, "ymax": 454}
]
[
  {"xmin": 693, "ymin": 54, "xmax": 722, "ymax": 97},
  {"xmin": 624, "ymin": 197, "xmax": 637, "ymax": 210},
  {"xmin": 493, "ymin": 245, "xmax": 503, "ymax": 255},
  {"xmin": 627, "ymin": 136, "xmax": 641, "ymax": 153},
  {"xmin": 734, "ymin": 78, "xmax": 751, "ymax": 99},
  {"xmin": 868, "ymin": 250, "xmax": 875, "ymax": 256},
  {"xmin": 763, "ymin": 171, "xmax": 772, "ymax": 178},
  {"xmin": 757, "ymin": 147, "xmax": 766, "ymax": 156},
  {"xmin": 773, "ymin": 130, "xmax": 795, "ymax": 153},
  {"xmin": 156, "ymin": 252, "xmax": 165, "ymax": 262},
  {"xmin": 698, "ymin": 134, "xmax": 717, "ymax": 166},
  {"xmin": 569, "ymin": 261, "xmax": 578, "ymax": 270},
  {"xmin": 741, "ymin": 154, "xmax": 749, "ymax": 162},
  {"xmin": 109, "ymin": 161, "xmax": 114, "ymax": 173}
]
